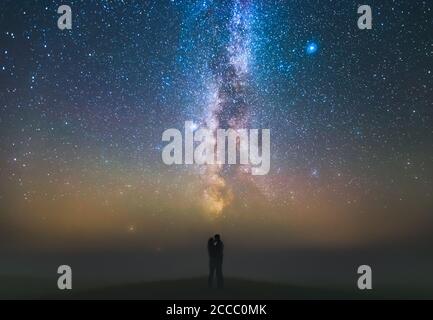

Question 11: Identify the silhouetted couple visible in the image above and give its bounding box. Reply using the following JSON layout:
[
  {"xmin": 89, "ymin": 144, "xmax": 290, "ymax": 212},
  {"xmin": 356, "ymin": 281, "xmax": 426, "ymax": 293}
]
[{"xmin": 208, "ymin": 234, "xmax": 224, "ymax": 289}]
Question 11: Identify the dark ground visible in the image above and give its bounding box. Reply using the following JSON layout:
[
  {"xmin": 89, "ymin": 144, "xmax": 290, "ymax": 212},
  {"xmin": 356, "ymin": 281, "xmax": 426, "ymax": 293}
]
[{"xmin": 1, "ymin": 276, "xmax": 432, "ymax": 300}]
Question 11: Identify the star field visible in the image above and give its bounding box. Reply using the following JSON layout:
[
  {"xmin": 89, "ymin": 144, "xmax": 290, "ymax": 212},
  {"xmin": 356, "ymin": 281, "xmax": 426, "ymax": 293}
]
[{"xmin": 0, "ymin": 0, "xmax": 432, "ymax": 247}]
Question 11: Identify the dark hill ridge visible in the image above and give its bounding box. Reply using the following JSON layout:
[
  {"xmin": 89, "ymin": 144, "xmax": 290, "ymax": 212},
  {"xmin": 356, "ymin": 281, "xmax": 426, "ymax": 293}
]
[{"xmin": 1, "ymin": 276, "xmax": 432, "ymax": 299}]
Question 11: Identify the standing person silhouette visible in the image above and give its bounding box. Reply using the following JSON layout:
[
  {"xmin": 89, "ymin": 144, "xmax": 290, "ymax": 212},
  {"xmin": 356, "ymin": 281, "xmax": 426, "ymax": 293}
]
[
  {"xmin": 207, "ymin": 237, "xmax": 216, "ymax": 288},
  {"xmin": 214, "ymin": 234, "xmax": 224, "ymax": 289}
]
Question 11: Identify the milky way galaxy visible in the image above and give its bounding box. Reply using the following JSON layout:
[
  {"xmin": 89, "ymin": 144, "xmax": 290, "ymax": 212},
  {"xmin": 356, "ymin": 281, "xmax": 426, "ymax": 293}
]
[{"xmin": 198, "ymin": 0, "xmax": 254, "ymax": 216}]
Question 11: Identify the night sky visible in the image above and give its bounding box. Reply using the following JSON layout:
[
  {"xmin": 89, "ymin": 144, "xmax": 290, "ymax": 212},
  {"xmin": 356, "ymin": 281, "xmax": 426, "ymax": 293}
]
[{"xmin": 0, "ymin": 1, "xmax": 432, "ymax": 286}]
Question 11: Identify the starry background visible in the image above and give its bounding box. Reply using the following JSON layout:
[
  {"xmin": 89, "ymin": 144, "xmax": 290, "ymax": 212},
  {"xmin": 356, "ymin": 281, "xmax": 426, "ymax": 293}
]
[{"xmin": 0, "ymin": 0, "xmax": 432, "ymax": 290}]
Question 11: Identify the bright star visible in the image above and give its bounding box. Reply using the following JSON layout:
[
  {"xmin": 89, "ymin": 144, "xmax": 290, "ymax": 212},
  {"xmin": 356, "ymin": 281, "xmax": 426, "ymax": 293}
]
[
  {"xmin": 306, "ymin": 42, "xmax": 318, "ymax": 55},
  {"xmin": 188, "ymin": 122, "xmax": 199, "ymax": 131}
]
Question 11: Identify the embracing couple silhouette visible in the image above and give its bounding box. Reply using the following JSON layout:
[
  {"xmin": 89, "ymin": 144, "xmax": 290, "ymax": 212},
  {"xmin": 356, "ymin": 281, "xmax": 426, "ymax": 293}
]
[{"xmin": 207, "ymin": 234, "xmax": 224, "ymax": 289}]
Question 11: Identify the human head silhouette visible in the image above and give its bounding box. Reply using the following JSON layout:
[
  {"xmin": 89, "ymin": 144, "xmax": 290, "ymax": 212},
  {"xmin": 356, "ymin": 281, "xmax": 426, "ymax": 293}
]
[{"xmin": 214, "ymin": 234, "xmax": 221, "ymax": 241}]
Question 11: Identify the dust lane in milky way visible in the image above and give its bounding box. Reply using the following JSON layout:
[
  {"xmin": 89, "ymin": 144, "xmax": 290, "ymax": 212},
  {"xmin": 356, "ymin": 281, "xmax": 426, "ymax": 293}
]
[{"xmin": 200, "ymin": 0, "xmax": 253, "ymax": 216}]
